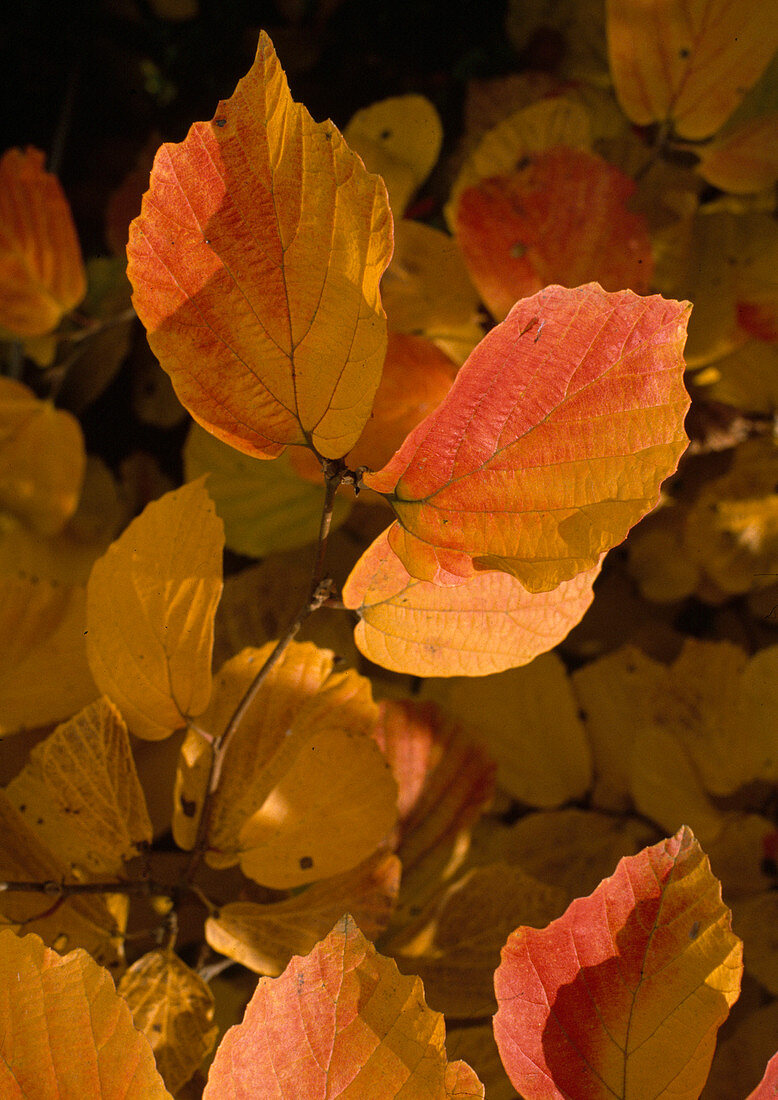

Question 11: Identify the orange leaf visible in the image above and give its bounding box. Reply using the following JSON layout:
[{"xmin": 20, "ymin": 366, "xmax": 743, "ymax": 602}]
[
  {"xmin": 606, "ymin": 0, "xmax": 778, "ymax": 139},
  {"xmin": 0, "ymin": 930, "xmax": 171, "ymax": 1099},
  {"xmin": 0, "ymin": 376, "xmax": 86, "ymax": 536},
  {"xmin": 454, "ymin": 149, "xmax": 653, "ymax": 321},
  {"xmin": 86, "ymin": 479, "xmax": 224, "ymax": 740},
  {"xmin": 493, "ymin": 826, "xmax": 743, "ymax": 1100},
  {"xmin": 347, "ymin": 332, "xmax": 458, "ymax": 472},
  {"xmin": 697, "ymin": 114, "xmax": 778, "ymax": 194},
  {"xmin": 0, "ymin": 147, "xmax": 86, "ymax": 337},
  {"xmin": 343, "ymin": 526, "xmax": 599, "ymax": 676},
  {"xmin": 363, "ymin": 284, "xmax": 690, "ymax": 593},
  {"xmin": 127, "ymin": 31, "xmax": 393, "ymax": 461},
  {"xmin": 203, "ymin": 915, "xmax": 483, "ymax": 1099},
  {"xmin": 118, "ymin": 949, "xmax": 218, "ymax": 1095}
]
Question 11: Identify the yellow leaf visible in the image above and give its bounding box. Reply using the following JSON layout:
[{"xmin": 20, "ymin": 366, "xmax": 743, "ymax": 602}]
[
  {"xmin": 389, "ymin": 864, "xmax": 566, "ymax": 1019},
  {"xmin": 205, "ymin": 850, "xmax": 400, "ymax": 975},
  {"xmin": 5, "ymin": 697, "xmax": 152, "ymax": 877},
  {"xmin": 572, "ymin": 645, "xmax": 666, "ymax": 811},
  {"xmin": 698, "ymin": 113, "xmax": 778, "ymax": 194},
  {"xmin": 86, "ymin": 479, "xmax": 224, "ymax": 740},
  {"xmin": 0, "ymin": 574, "xmax": 96, "ymax": 736},
  {"xmin": 203, "ymin": 642, "xmax": 397, "ymax": 889},
  {"xmin": 434, "ymin": 652, "xmax": 591, "ymax": 808},
  {"xmin": 0, "ymin": 791, "xmax": 123, "ymax": 969},
  {"xmin": 183, "ymin": 423, "xmax": 352, "ymax": 558},
  {"xmin": 381, "ymin": 219, "xmax": 483, "ymax": 365},
  {"xmin": 344, "ymin": 94, "xmax": 443, "ymax": 217},
  {"xmin": 0, "ymin": 930, "xmax": 171, "ymax": 1099},
  {"xmin": 118, "ymin": 949, "xmax": 218, "ymax": 1095},
  {"xmin": 127, "ymin": 31, "xmax": 393, "ymax": 461},
  {"xmin": 172, "ymin": 726, "xmax": 212, "ymax": 851},
  {"xmin": 0, "ymin": 376, "xmax": 85, "ymax": 536},
  {"xmin": 606, "ymin": 0, "xmax": 778, "ymax": 138}
]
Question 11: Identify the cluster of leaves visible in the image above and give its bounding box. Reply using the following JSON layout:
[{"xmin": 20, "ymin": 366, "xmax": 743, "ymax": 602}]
[{"xmin": 2, "ymin": 0, "xmax": 778, "ymax": 1095}]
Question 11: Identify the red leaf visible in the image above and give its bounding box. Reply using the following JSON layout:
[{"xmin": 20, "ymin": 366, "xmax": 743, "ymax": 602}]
[
  {"xmin": 493, "ymin": 826, "xmax": 743, "ymax": 1100},
  {"xmin": 364, "ymin": 284, "xmax": 690, "ymax": 593},
  {"xmin": 454, "ymin": 149, "xmax": 653, "ymax": 321},
  {"xmin": 748, "ymin": 1052, "xmax": 778, "ymax": 1099}
]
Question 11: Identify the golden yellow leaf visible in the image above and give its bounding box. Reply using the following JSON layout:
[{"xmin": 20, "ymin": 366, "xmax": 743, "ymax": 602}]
[
  {"xmin": 127, "ymin": 32, "xmax": 393, "ymax": 461},
  {"xmin": 183, "ymin": 423, "xmax": 352, "ymax": 558},
  {"xmin": 0, "ymin": 574, "xmax": 96, "ymax": 736},
  {"xmin": 344, "ymin": 94, "xmax": 443, "ymax": 216},
  {"xmin": 607, "ymin": 0, "xmax": 778, "ymax": 139},
  {"xmin": 5, "ymin": 697, "xmax": 152, "ymax": 877},
  {"xmin": 0, "ymin": 930, "xmax": 171, "ymax": 1099},
  {"xmin": 86, "ymin": 479, "xmax": 224, "ymax": 740},
  {"xmin": 0, "ymin": 376, "xmax": 85, "ymax": 537},
  {"xmin": 447, "ymin": 1024, "xmax": 518, "ymax": 1100},
  {"xmin": 172, "ymin": 726, "xmax": 212, "ymax": 851},
  {"xmin": 0, "ymin": 791, "xmax": 123, "ymax": 970},
  {"xmin": 697, "ymin": 340, "xmax": 778, "ymax": 415},
  {"xmin": 0, "ymin": 147, "xmax": 86, "ymax": 337},
  {"xmin": 572, "ymin": 645, "xmax": 666, "ymax": 811},
  {"xmin": 698, "ymin": 114, "xmax": 778, "ymax": 194},
  {"xmin": 434, "ymin": 652, "xmax": 591, "ymax": 808},
  {"xmin": 381, "ymin": 219, "xmax": 483, "ymax": 365},
  {"xmin": 118, "ymin": 949, "xmax": 218, "ymax": 1095},
  {"xmin": 202, "ymin": 643, "xmax": 397, "ymax": 888},
  {"xmin": 629, "ymin": 725, "xmax": 726, "ymax": 845},
  {"xmin": 205, "ymin": 850, "xmax": 400, "ymax": 975},
  {"xmin": 389, "ymin": 864, "xmax": 566, "ymax": 1019}
]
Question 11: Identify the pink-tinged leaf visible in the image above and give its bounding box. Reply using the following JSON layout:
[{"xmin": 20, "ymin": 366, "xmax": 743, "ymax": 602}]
[
  {"xmin": 748, "ymin": 1052, "xmax": 778, "ymax": 1099},
  {"xmin": 127, "ymin": 32, "xmax": 393, "ymax": 461},
  {"xmin": 203, "ymin": 915, "xmax": 482, "ymax": 1099},
  {"xmin": 342, "ymin": 526, "xmax": 599, "ymax": 676},
  {"xmin": 363, "ymin": 284, "xmax": 690, "ymax": 593},
  {"xmin": 454, "ymin": 149, "xmax": 653, "ymax": 321},
  {"xmin": 493, "ymin": 826, "xmax": 743, "ymax": 1100}
]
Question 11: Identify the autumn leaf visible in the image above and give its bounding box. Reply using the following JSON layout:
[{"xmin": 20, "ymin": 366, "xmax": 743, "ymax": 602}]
[
  {"xmin": 205, "ymin": 850, "xmax": 400, "ymax": 975},
  {"xmin": 0, "ymin": 376, "xmax": 86, "ymax": 536},
  {"xmin": 0, "ymin": 147, "xmax": 86, "ymax": 338},
  {"xmin": 0, "ymin": 573, "xmax": 96, "ymax": 736},
  {"xmin": 372, "ymin": 699, "xmax": 495, "ymax": 930},
  {"xmin": 697, "ymin": 114, "xmax": 778, "ymax": 194},
  {"xmin": 493, "ymin": 827, "xmax": 742, "ymax": 1100},
  {"xmin": 362, "ymin": 284, "xmax": 690, "ymax": 593},
  {"xmin": 343, "ymin": 526, "xmax": 600, "ymax": 676},
  {"xmin": 344, "ymin": 94, "xmax": 443, "ymax": 217},
  {"xmin": 447, "ymin": 97, "xmax": 593, "ymax": 227},
  {"xmin": 606, "ymin": 0, "xmax": 778, "ymax": 139},
  {"xmin": 86, "ymin": 479, "xmax": 224, "ymax": 740},
  {"xmin": 381, "ymin": 219, "xmax": 483, "ymax": 365},
  {"xmin": 5, "ymin": 697, "xmax": 152, "ymax": 877},
  {"xmin": 118, "ymin": 949, "xmax": 218, "ymax": 1095},
  {"xmin": 127, "ymin": 31, "xmax": 393, "ymax": 461},
  {"xmin": 0, "ymin": 931, "xmax": 171, "ymax": 1099},
  {"xmin": 184, "ymin": 423, "xmax": 352, "ymax": 558},
  {"xmin": 0, "ymin": 791, "xmax": 123, "ymax": 970},
  {"xmin": 202, "ymin": 642, "xmax": 397, "ymax": 888},
  {"xmin": 454, "ymin": 148, "xmax": 653, "ymax": 321},
  {"xmin": 203, "ymin": 915, "xmax": 483, "ymax": 1098},
  {"xmin": 433, "ymin": 652, "xmax": 591, "ymax": 806}
]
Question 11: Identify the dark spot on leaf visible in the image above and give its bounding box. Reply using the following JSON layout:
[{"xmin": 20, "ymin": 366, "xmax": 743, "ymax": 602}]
[
  {"xmin": 299, "ymin": 856, "xmax": 314, "ymax": 869},
  {"xmin": 578, "ymin": 708, "xmax": 588, "ymax": 722},
  {"xmin": 214, "ymin": 118, "xmax": 227, "ymax": 127},
  {"xmin": 180, "ymin": 796, "xmax": 198, "ymax": 818},
  {"xmin": 380, "ymin": 128, "xmax": 392, "ymax": 140},
  {"xmin": 679, "ymin": 47, "xmax": 690, "ymax": 59},
  {"xmin": 510, "ymin": 242, "xmax": 527, "ymax": 259},
  {"xmin": 152, "ymin": 1023, "xmax": 162, "ymax": 1033},
  {"xmin": 689, "ymin": 920, "xmax": 700, "ymax": 939}
]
